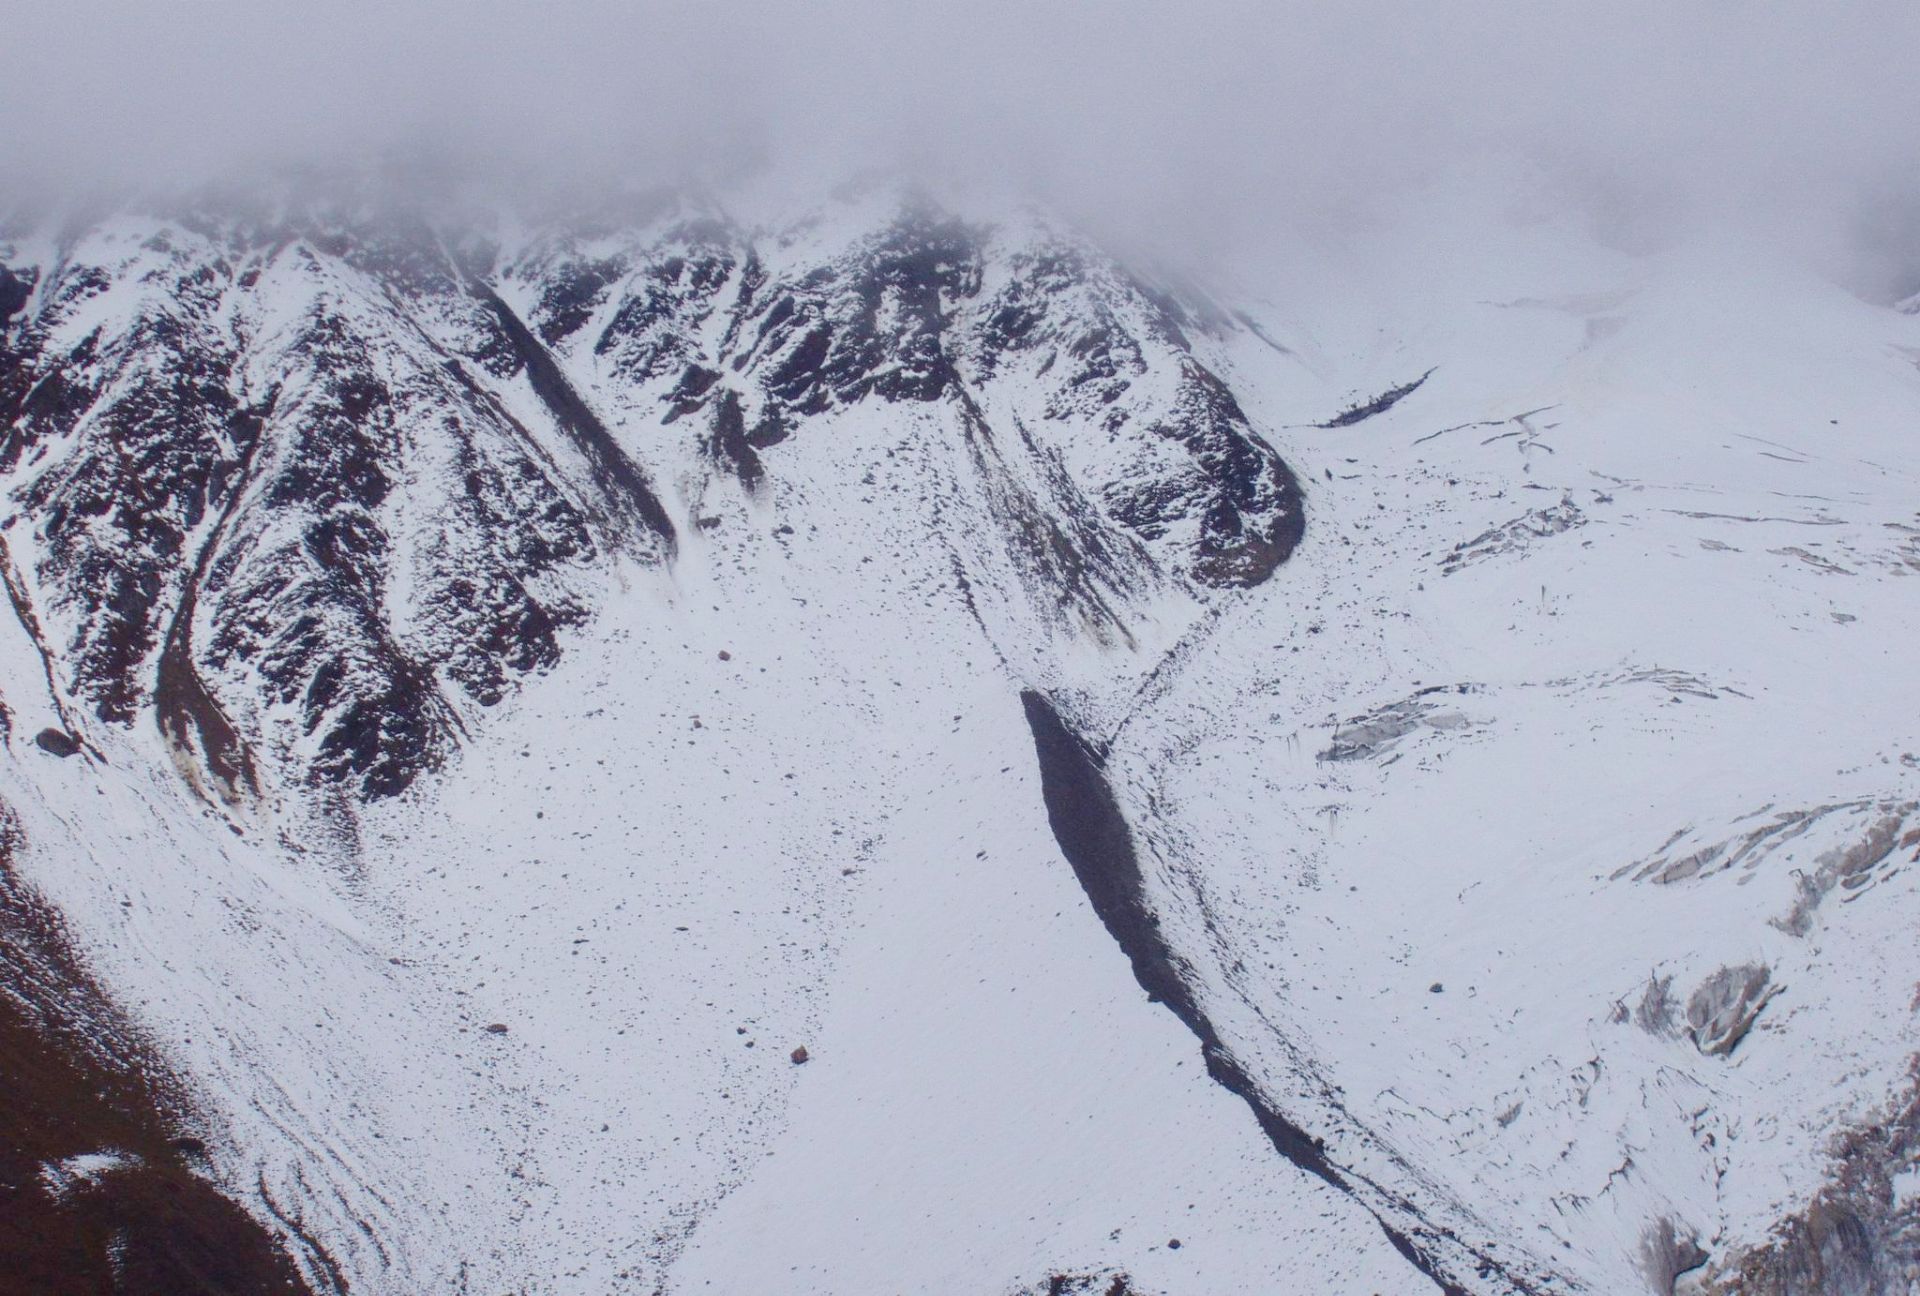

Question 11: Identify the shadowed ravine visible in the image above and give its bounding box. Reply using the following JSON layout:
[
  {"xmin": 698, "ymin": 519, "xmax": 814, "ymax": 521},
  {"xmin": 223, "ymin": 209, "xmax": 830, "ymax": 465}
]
[
  {"xmin": 1020, "ymin": 687, "xmax": 1490, "ymax": 1296},
  {"xmin": 467, "ymin": 280, "xmax": 680, "ymax": 555}
]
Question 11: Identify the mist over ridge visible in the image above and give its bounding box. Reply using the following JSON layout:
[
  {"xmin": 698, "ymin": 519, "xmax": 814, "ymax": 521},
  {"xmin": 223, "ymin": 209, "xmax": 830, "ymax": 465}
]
[{"xmin": 6, "ymin": 0, "xmax": 1920, "ymax": 296}]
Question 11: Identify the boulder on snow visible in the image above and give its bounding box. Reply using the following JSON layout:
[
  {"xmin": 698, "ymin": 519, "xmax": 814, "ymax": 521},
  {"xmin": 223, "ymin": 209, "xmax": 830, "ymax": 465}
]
[{"xmin": 34, "ymin": 729, "xmax": 79, "ymax": 758}]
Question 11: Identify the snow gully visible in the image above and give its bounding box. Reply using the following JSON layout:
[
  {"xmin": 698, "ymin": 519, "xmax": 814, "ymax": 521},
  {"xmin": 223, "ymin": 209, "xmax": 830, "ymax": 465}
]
[{"xmin": 1021, "ymin": 687, "xmax": 1516, "ymax": 1296}]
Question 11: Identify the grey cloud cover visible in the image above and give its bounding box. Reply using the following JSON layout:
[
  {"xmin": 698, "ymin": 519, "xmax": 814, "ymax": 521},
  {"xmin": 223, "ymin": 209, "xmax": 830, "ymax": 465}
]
[{"xmin": 4, "ymin": 1, "xmax": 1919, "ymax": 283}]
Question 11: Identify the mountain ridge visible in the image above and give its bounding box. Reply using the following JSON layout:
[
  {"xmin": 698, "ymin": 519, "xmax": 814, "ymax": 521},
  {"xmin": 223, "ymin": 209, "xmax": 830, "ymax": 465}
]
[{"xmin": 0, "ymin": 182, "xmax": 1916, "ymax": 1295}]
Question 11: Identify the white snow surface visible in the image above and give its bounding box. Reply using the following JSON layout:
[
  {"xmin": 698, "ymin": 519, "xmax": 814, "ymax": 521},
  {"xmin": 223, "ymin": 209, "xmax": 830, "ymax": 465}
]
[
  {"xmin": 0, "ymin": 197, "xmax": 1916, "ymax": 1295},
  {"xmin": 40, "ymin": 1149, "xmax": 143, "ymax": 1199}
]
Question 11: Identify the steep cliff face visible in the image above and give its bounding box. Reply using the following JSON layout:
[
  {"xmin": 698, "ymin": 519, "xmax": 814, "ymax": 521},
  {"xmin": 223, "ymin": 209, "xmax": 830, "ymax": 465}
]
[
  {"xmin": 0, "ymin": 215, "xmax": 617, "ymax": 803},
  {"xmin": 0, "ymin": 189, "xmax": 1293, "ymax": 811}
]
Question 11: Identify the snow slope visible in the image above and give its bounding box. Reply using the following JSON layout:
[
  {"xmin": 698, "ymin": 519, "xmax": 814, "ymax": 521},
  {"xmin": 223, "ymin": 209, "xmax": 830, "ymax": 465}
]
[{"xmin": 0, "ymin": 184, "xmax": 1915, "ymax": 1295}]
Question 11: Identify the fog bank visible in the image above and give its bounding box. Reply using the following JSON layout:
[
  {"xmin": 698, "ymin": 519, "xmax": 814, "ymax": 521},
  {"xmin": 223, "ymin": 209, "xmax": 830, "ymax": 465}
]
[{"xmin": 5, "ymin": 1, "xmax": 1919, "ymax": 291}]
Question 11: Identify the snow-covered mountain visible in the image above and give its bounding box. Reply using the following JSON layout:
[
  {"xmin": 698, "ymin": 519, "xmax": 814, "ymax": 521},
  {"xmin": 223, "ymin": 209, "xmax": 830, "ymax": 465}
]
[{"xmin": 1, "ymin": 180, "xmax": 1915, "ymax": 1296}]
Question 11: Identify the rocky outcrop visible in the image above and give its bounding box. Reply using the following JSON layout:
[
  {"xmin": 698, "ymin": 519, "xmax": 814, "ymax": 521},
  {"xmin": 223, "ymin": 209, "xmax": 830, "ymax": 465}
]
[
  {"xmin": 1697, "ymin": 1063, "xmax": 1920, "ymax": 1296},
  {"xmin": 0, "ymin": 799, "xmax": 321, "ymax": 1293},
  {"xmin": 1683, "ymin": 963, "xmax": 1779, "ymax": 1057},
  {"xmin": 1442, "ymin": 497, "xmax": 1584, "ymax": 574},
  {"xmin": 0, "ymin": 192, "xmax": 1310, "ymax": 808}
]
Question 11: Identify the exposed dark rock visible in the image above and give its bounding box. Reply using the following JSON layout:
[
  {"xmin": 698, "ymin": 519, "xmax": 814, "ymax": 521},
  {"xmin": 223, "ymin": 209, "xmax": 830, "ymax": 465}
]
[
  {"xmin": 663, "ymin": 363, "xmax": 722, "ymax": 422},
  {"xmin": 1320, "ymin": 684, "xmax": 1479, "ymax": 763},
  {"xmin": 1023, "ymin": 1270, "xmax": 1141, "ymax": 1296},
  {"xmin": 155, "ymin": 400, "xmax": 267, "ymax": 805},
  {"xmin": 194, "ymin": 307, "xmax": 457, "ymax": 802},
  {"xmin": 1112, "ymin": 362, "xmax": 1305, "ymax": 587},
  {"xmin": 32, "ymin": 727, "xmax": 79, "ymax": 757},
  {"xmin": 0, "ymin": 263, "xmax": 34, "ymax": 322},
  {"xmin": 1640, "ymin": 1217, "xmax": 1709, "ymax": 1296},
  {"xmin": 531, "ymin": 256, "xmax": 624, "ymax": 345},
  {"xmin": 4, "ymin": 193, "xmax": 1314, "ymax": 813},
  {"xmin": 1775, "ymin": 806, "xmax": 1915, "ymax": 935},
  {"xmin": 1019, "ymin": 688, "xmax": 1527, "ymax": 1296},
  {"xmin": 1319, "ymin": 367, "xmax": 1436, "ymax": 427},
  {"xmin": 1635, "ymin": 974, "xmax": 1679, "ymax": 1036},
  {"xmin": 1685, "ymin": 964, "xmax": 1778, "ymax": 1057},
  {"xmin": 738, "ymin": 207, "xmax": 980, "ymax": 417},
  {"xmin": 1621, "ymin": 799, "xmax": 1915, "ymax": 892},
  {"xmin": 706, "ymin": 389, "xmax": 764, "ymax": 491},
  {"xmin": 1700, "ymin": 1062, "xmax": 1919, "ymax": 1295},
  {"xmin": 1442, "ymin": 498, "xmax": 1585, "ymax": 574},
  {"xmin": 591, "ymin": 223, "xmax": 739, "ymax": 384},
  {"xmin": 0, "ymin": 799, "xmax": 320, "ymax": 1295},
  {"xmin": 959, "ymin": 238, "xmax": 1302, "ymax": 587},
  {"xmin": 1, "ymin": 236, "xmax": 250, "ymax": 726},
  {"xmin": 468, "ymin": 280, "xmax": 678, "ymax": 554}
]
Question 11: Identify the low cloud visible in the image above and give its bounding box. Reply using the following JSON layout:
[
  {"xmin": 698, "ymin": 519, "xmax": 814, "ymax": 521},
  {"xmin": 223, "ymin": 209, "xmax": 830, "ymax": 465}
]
[{"xmin": 5, "ymin": 0, "xmax": 1918, "ymax": 289}]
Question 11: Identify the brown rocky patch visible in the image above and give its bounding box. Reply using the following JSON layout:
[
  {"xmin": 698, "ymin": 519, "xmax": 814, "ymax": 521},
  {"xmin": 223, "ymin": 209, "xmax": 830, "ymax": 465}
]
[{"xmin": 0, "ymin": 801, "xmax": 321, "ymax": 1295}]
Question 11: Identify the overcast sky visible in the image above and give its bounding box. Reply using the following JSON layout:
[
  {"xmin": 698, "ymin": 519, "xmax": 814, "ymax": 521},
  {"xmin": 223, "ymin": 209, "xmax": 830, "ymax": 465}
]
[{"xmin": 5, "ymin": 1, "xmax": 1918, "ymax": 286}]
